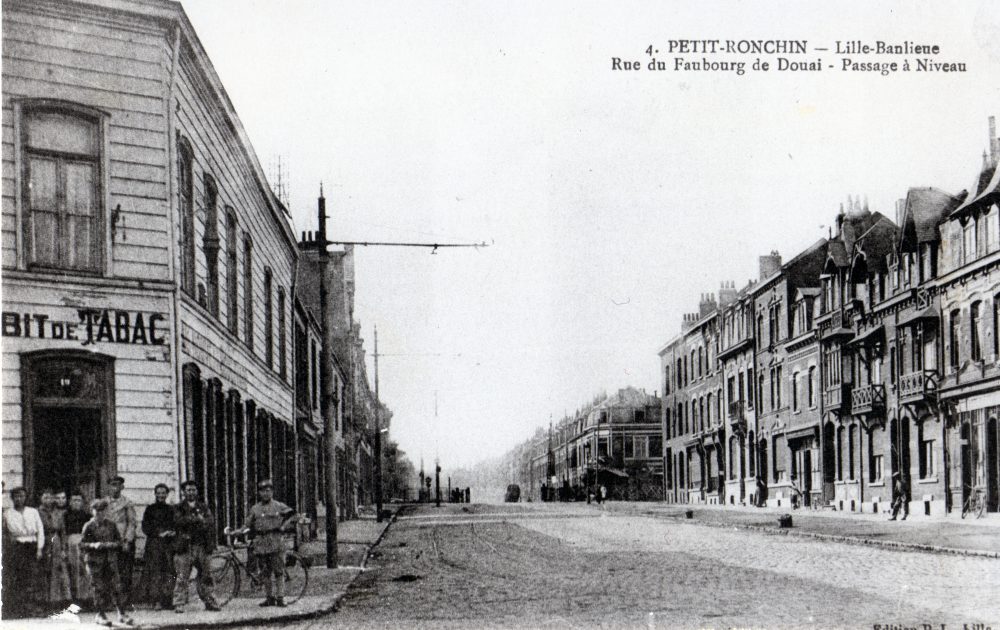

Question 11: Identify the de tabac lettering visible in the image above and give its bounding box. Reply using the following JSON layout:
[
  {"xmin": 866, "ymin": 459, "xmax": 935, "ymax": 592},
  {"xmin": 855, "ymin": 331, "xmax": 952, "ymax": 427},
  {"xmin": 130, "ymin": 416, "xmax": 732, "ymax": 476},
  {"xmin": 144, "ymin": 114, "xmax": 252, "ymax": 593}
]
[{"xmin": 1, "ymin": 309, "xmax": 166, "ymax": 346}]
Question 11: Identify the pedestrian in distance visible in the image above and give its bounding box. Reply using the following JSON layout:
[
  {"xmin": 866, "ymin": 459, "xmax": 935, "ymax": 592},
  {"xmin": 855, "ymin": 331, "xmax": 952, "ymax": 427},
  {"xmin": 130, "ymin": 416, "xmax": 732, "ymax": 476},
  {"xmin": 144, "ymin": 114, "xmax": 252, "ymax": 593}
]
[
  {"xmin": 889, "ymin": 473, "xmax": 909, "ymax": 521},
  {"xmin": 64, "ymin": 492, "xmax": 93, "ymax": 606},
  {"xmin": 39, "ymin": 488, "xmax": 72, "ymax": 607},
  {"xmin": 136, "ymin": 484, "xmax": 176, "ymax": 609},
  {"xmin": 242, "ymin": 479, "xmax": 297, "ymax": 608},
  {"xmin": 171, "ymin": 481, "xmax": 221, "ymax": 613},
  {"xmin": 104, "ymin": 475, "xmax": 137, "ymax": 608},
  {"xmin": 80, "ymin": 498, "xmax": 133, "ymax": 627},
  {"xmin": 2, "ymin": 486, "xmax": 46, "ymax": 617}
]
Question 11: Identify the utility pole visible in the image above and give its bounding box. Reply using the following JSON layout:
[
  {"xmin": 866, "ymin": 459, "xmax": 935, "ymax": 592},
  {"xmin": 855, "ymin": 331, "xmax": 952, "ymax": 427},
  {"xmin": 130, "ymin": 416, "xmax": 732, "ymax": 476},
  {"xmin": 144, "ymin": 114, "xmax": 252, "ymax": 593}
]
[
  {"xmin": 317, "ymin": 185, "xmax": 338, "ymax": 568},
  {"xmin": 374, "ymin": 325, "xmax": 384, "ymax": 522}
]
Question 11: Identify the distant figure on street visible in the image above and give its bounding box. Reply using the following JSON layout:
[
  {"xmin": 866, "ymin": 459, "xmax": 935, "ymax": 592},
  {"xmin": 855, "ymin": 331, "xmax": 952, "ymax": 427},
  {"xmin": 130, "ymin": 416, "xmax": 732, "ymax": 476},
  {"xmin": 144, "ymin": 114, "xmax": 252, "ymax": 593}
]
[
  {"xmin": 137, "ymin": 484, "xmax": 175, "ymax": 609},
  {"xmin": 889, "ymin": 473, "xmax": 909, "ymax": 521},
  {"xmin": 243, "ymin": 479, "xmax": 297, "ymax": 608},
  {"xmin": 105, "ymin": 476, "xmax": 137, "ymax": 606},
  {"xmin": 2, "ymin": 486, "xmax": 45, "ymax": 617},
  {"xmin": 755, "ymin": 477, "xmax": 767, "ymax": 507},
  {"xmin": 80, "ymin": 498, "xmax": 133, "ymax": 627},
  {"xmin": 172, "ymin": 481, "xmax": 220, "ymax": 613},
  {"xmin": 465, "ymin": 487, "xmax": 471, "ymax": 503}
]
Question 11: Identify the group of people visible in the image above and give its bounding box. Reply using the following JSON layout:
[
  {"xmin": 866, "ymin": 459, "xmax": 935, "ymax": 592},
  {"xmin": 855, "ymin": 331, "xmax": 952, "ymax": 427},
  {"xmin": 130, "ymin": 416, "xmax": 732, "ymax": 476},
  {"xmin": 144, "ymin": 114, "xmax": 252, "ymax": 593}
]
[{"xmin": 2, "ymin": 476, "xmax": 297, "ymax": 627}]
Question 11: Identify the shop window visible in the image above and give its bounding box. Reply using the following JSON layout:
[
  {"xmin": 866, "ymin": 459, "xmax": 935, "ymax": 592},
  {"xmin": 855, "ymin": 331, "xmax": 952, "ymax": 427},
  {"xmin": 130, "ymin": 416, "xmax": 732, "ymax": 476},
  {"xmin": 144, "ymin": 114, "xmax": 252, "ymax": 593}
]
[
  {"xmin": 243, "ymin": 235, "xmax": 254, "ymax": 350},
  {"xmin": 649, "ymin": 435, "xmax": 662, "ymax": 458},
  {"xmin": 203, "ymin": 175, "xmax": 220, "ymax": 316},
  {"xmin": 21, "ymin": 104, "xmax": 104, "ymax": 273},
  {"xmin": 178, "ymin": 137, "xmax": 195, "ymax": 292}
]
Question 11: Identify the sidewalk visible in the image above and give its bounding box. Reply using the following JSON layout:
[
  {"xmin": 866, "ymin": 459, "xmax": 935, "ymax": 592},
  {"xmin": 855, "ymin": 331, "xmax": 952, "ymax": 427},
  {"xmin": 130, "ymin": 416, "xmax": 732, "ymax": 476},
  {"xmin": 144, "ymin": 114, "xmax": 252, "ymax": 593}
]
[
  {"xmin": 599, "ymin": 501, "xmax": 1000, "ymax": 558},
  {"xmin": 2, "ymin": 509, "xmax": 398, "ymax": 630}
]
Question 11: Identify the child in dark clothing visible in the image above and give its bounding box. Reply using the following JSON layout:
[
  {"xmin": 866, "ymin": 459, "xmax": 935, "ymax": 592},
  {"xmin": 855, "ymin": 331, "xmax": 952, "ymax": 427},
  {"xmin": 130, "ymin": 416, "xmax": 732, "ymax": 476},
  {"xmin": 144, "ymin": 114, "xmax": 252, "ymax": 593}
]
[{"xmin": 80, "ymin": 499, "xmax": 133, "ymax": 627}]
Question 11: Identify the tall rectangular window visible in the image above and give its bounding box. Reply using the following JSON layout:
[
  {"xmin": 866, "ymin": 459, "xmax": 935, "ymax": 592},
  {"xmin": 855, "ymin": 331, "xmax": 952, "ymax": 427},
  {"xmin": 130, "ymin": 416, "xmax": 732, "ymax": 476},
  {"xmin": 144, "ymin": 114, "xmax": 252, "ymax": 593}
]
[
  {"xmin": 278, "ymin": 287, "xmax": 287, "ymax": 378},
  {"xmin": 807, "ymin": 366, "xmax": 816, "ymax": 407},
  {"xmin": 264, "ymin": 268, "xmax": 273, "ymax": 367},
  {"xmin": 226, "ymin": 211, "xmax": 238, "ymax": 335},
  {"xmin": 178, "ymin": 138, "xmax": 195, "ymax": 292},
  {"xmin": 311, "ymin": 339, "xmax": 319, "ymax": 410},
  {"xmin": 848, "ymin": 424, "xmax": 856, "ymax": 480},
  {"xmin": 243, "ymin": 235, "xmax": 254, "ymax": 350},
  {"xmin": 22, "ymin": 106, "xmax": 103, "ymax": 272},
  {"xmin": 792, "ymin": 371, "xmax": 799, "ymax": 411},
  {"xmin": 949, "ymin": 309, "xmax": 960, "ymax": 368},
  {"xmin": 203, "ymin": 175, "xmax": 220, "ymax": 316},
  {"xmin": 971, "ymin": 301, "xmax": 982, "ymax": 362}
]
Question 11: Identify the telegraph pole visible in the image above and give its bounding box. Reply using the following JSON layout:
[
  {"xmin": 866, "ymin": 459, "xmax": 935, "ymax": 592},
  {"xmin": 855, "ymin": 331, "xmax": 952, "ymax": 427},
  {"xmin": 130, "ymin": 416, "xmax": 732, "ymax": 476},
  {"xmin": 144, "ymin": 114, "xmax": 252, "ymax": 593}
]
[
  {"xmin": 317, "ymin": 185, "xmax": 338, "ymax": 568},
  {"xmin": 374, "ymin": 325, "xmax": 384, "ymax": 522}
]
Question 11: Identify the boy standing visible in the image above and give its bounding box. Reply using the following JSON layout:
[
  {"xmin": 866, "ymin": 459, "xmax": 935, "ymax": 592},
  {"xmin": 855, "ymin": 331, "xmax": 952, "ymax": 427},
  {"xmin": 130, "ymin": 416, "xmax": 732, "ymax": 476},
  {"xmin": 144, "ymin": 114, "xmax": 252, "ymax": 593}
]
[
  {"xmin": 243, "ymin": 480, "xmax": 297, "ymax": 607},
  {"xmin": 80, "ymin": 499, "xmax": 133, "ymax": 627}
]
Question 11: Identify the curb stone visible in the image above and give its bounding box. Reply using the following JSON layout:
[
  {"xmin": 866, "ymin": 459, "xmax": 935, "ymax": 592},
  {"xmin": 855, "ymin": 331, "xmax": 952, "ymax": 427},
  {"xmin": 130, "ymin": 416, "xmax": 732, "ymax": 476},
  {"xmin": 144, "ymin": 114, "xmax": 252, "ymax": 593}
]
[{"xmin": 657, "ymin": 512, "xmax": 1000, "ymax": 560}]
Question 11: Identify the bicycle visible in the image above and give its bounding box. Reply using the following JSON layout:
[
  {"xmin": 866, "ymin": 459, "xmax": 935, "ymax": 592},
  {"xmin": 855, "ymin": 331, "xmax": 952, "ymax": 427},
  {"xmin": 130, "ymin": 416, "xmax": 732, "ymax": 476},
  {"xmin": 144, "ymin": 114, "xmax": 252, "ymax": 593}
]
[
  {"xmin": 209, "ymin": 526, "xmax": 310, "ymax": 606},
  {"xmin": 961, "ymin": 487, "xmax": 986, "ymax": 519}
]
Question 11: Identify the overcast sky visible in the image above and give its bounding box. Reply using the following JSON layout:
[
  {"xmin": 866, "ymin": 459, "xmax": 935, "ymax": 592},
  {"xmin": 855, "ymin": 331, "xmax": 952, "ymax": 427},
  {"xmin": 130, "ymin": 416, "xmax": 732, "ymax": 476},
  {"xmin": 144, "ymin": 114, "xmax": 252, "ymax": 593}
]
[{"xmin": 182, "ymin": 0, "xmax": 1000, "ymax": 472}]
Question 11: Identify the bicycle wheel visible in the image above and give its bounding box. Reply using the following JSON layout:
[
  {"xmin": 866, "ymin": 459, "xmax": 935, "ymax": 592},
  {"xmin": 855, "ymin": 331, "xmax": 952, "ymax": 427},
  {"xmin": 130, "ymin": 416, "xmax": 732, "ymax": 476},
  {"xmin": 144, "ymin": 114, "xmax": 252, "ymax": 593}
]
[
  {"xmin": 976, "ymin": 494, "xmax": 987, "ymax": 519},
  {"xmin": 282, "ymin": 553, "xmax": 309, "ymax": 604},
  {"xmin": 208, "ymin": 554, "xmax": 240, "ymax": 607}
]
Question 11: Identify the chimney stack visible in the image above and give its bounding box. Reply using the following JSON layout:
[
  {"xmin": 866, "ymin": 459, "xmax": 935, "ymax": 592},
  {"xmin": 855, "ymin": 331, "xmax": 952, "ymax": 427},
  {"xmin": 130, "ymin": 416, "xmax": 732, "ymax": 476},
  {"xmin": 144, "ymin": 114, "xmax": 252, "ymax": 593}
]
[
  {"xmin": 759, "ymin": 250, "xmax": 782, "ymax": 281},
  {"xmin": 719, "ymin": 281, "xmax": 738, "ymax": 307},
  {"xmin": 699, "ymin": 292, "xmax": 717, "ymax": 317},
  {"xmin": 895, "ymin": 198, "xmax": 906, "ymax": 228},
  {"xmin": 317, "ymin": 183, "xmax": 327, "ymax": 250}
]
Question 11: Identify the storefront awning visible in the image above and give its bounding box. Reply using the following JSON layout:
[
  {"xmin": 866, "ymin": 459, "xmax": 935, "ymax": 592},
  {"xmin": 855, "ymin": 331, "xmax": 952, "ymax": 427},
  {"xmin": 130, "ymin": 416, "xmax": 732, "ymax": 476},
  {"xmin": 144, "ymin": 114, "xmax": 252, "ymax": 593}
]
[{"xmin": 849, "ymin": 325, "xmax": 884, "ymax": 347}]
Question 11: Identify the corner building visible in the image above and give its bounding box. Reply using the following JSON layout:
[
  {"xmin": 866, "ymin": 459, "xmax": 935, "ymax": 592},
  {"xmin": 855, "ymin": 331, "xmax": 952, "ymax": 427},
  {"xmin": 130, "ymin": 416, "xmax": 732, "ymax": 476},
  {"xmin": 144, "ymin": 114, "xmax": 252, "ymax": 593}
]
[{"xmin": 3, "ymin": 0, "xmax": 302, "ymax": 540}]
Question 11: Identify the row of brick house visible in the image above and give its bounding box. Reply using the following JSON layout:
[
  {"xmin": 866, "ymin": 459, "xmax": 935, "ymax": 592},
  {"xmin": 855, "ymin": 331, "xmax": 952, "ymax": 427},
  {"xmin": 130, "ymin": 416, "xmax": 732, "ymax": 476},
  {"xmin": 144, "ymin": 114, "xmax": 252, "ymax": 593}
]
[
  {"xmin": 1, "ymin": 0, "xmax": 384, "ymax": 546},
  {"xmin": 660, "ymin": 120, "xmax": 1000, "ymax": 517}
]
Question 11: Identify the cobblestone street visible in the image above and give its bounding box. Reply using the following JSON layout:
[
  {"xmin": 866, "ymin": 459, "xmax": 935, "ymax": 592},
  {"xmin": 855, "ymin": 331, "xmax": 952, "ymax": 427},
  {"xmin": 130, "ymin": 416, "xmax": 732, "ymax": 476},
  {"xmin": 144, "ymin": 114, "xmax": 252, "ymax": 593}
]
[{"xmin": 280, "ymin": 503, "xmax": 1000, "ymax": 630}]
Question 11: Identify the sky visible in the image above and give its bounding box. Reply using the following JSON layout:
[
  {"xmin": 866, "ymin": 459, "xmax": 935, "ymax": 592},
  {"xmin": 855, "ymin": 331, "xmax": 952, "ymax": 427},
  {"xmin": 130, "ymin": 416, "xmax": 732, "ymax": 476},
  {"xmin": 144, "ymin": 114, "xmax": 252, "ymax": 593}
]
[{"xmin": 181, "ymin": 0, "xmax": 1000, "ymax": 470}]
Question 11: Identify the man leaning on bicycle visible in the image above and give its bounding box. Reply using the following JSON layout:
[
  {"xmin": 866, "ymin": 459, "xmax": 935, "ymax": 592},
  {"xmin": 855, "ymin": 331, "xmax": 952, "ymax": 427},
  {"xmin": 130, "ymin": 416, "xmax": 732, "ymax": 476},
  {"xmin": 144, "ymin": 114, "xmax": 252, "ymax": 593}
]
[{"xmin": 239, "ymin": 480, "xmax": 297, "ymax": 608}]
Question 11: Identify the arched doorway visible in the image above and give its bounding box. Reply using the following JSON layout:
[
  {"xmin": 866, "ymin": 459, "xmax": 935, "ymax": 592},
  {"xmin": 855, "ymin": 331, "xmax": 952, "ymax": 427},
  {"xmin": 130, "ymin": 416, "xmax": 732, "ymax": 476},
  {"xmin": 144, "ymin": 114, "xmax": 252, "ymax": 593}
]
[
  {"xmin": 21, "ymin": 350, "xmax": 116, "ymax": 502},
  {"xmin": 822, "ymin": 421, "xmax": 836, "ymax": 501}
]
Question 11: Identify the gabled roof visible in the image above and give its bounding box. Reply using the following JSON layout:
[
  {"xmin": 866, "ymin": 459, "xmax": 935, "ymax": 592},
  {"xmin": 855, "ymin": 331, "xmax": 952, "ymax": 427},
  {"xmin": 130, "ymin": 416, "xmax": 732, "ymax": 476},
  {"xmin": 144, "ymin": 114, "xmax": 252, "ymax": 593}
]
[
  {"xmin": 899, "ymin": 187, "xmax": 964, "ymax": 250},
  {"xmin": 851, "ymin": 213, "xmax": 897, "ymax": 273}
]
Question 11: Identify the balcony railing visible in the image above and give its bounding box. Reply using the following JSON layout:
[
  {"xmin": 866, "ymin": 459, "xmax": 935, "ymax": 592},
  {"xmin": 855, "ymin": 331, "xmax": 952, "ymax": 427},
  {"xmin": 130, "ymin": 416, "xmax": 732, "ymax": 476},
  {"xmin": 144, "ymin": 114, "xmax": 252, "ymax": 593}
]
[
  {"xmin": 824, "ymin": 383, "xmax": 850, "ymax": 411},
  {"xmin": 899, "ymin": 370, "xmax": 938, "ymax": 401},
  {"xmin": 851, "ymin": 384, "xmax": 885, "ymax": 415}
]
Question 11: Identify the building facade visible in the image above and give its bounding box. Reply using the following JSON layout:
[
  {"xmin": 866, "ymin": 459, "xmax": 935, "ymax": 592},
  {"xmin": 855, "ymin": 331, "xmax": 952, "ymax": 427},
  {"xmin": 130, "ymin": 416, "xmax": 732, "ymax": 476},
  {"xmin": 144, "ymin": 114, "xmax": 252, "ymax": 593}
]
[
  {"xmin": 657, "ymin": 118, "xmax": 1000, "ymax": 518},
  {"xmin": 2, "ymin": 0, "xmax": 385, "ymax": 548}
]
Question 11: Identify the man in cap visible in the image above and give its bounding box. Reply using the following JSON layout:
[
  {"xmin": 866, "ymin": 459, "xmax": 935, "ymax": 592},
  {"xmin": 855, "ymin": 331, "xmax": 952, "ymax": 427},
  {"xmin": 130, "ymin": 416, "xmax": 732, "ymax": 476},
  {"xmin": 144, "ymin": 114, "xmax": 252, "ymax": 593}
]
[
  {"xmin": 242, "ymin": 479, "xmax": 297, "ymax": 607},
  {"xmin": 171, "ymin": 481, "xmax": 220, "ymax": 613},
  {"xmin": 105, "ymin": 476, "xmax": 137, "ymax": 605}
]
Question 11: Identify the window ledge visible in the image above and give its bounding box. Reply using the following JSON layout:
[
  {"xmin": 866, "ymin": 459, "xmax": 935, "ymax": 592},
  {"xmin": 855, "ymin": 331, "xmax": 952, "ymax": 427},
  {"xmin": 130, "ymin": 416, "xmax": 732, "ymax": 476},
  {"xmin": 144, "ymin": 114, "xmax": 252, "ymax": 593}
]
[
  {"xmin": 869, "ymin": 481, "xmax": 885, "ymax": 487},
  {"xmin": 916, "ymin": 477, "xmax": 939, "ymax": 484}
]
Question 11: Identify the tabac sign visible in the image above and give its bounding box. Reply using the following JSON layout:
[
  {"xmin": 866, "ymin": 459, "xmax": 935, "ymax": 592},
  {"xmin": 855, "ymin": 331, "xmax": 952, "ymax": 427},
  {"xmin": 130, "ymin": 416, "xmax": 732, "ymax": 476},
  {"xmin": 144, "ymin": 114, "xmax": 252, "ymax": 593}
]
[{"xmin": 2, "ymin": 309, "xmax": 167, "ymax": 346}]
